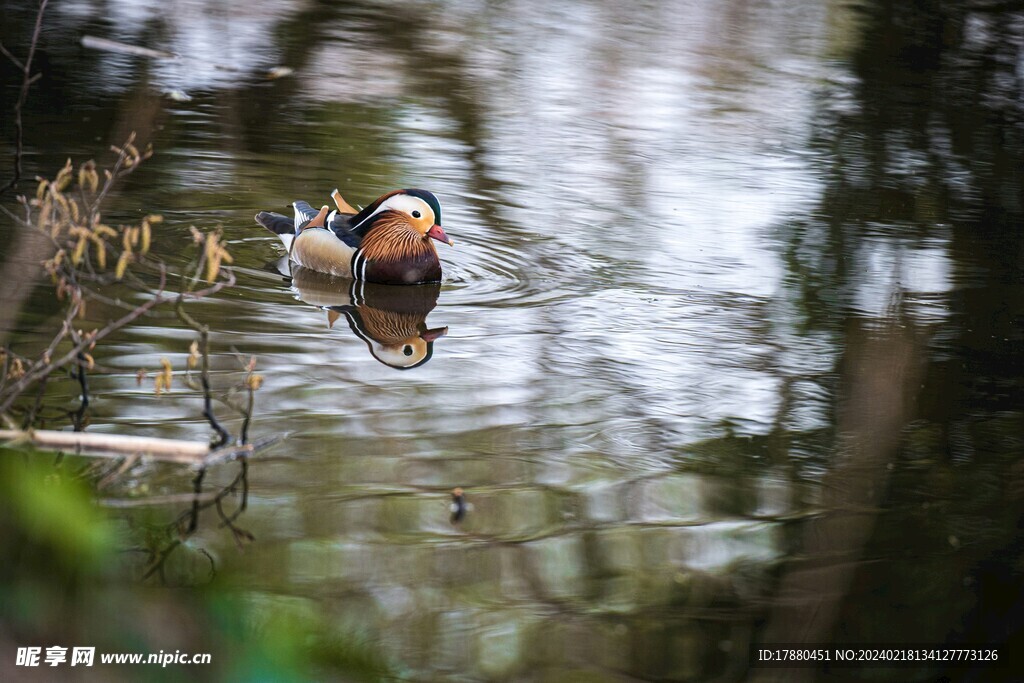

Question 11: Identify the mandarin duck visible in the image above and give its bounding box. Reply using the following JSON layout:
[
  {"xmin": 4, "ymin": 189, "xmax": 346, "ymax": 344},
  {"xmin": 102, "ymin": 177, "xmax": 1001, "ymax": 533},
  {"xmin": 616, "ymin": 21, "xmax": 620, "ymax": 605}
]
[
  {"xmin": 255, "ymin": 188, "xmax": 453, "ymax": 284},
  {"xmin": 289, "ymin": 265, "xmax": 447, "ymax": 369}
]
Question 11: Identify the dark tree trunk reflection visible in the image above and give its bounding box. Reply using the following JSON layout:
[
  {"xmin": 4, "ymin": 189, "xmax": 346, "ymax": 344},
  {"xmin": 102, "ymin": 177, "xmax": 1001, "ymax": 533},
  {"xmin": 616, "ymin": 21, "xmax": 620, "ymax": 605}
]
[{"xmin": 760, "ymin": 0, "xmax": 1024, "ymax": 678}]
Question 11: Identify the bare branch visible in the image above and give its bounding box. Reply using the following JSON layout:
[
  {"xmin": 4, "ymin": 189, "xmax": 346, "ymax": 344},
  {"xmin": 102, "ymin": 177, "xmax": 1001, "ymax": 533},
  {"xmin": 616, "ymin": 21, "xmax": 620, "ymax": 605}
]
[
  {"xmin": 0, "ymin": 0, "xmax": 50, "ymax": 195},
  {"xmin": 0, "ymin": 41, "xmax": 25, "ymax": 70},
  {"xmin": 176, "ymin": 302, "xmax": 230, "ymax": 447},
  {"xmin": 0, "ymin": 264, "xmax": 168, "ymax": 414}
]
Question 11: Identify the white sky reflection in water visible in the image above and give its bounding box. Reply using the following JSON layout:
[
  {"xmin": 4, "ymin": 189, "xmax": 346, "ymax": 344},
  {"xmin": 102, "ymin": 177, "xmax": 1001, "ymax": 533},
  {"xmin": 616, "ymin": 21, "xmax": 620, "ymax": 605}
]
[{"xmin": 49, "ymin": 0, "xmax": 961, "ymax": 453}]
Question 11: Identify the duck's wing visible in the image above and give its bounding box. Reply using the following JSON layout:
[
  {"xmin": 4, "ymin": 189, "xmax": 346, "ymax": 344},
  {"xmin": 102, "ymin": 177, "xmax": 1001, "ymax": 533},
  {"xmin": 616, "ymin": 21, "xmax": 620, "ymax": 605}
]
[
  {"xmin": 325, "ymin": 211, "xmax": 363, "ymax": 248},
  {"xmin": 292, "ymin": 200, "xmax": 322, "ymax": 230}
]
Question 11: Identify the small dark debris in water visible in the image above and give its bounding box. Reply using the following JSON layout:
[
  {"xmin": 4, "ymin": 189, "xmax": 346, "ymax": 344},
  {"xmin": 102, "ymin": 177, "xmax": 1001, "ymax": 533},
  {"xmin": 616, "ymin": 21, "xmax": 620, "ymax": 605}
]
[
  {"xmin": 450, "ymin": 487, "xmax": 468, "ymax": 524},
  {"xmin": 164, "ymin": 89, "xmax": 192, "ymax": 102},
  {"xmin": 266, "ymin": 66, "xmax": 294, "ymax": 80}
]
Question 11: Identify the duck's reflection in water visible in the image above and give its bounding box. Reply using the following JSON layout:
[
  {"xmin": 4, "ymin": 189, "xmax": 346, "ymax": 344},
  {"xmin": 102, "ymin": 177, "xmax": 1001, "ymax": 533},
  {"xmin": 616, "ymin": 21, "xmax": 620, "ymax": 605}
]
[{"xmin": 287, "ymin": 263, "xmax": 448, "ymax": 369}]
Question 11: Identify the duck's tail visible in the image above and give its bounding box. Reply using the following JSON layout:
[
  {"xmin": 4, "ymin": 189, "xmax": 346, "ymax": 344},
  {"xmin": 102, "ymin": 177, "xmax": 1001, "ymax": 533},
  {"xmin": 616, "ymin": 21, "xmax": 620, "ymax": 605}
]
[
  {"xmin": 255, "ymin": 210, "xmax": 295, "ymax": 250},
  {"xmin": 256, "ymin": 201, "xmax": 328, "ymax": 252}
]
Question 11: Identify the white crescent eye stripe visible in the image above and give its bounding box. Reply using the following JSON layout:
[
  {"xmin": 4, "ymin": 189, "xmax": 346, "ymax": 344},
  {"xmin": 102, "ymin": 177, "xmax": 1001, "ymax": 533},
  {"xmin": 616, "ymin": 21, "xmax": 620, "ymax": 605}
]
[{"xmin": 352, "ymin": 195, "xmax": 435, "ymax": 230}]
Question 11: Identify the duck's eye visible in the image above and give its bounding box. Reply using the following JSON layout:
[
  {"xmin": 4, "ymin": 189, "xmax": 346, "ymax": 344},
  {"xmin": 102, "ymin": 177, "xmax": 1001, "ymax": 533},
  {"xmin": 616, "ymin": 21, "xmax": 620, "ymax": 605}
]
[
  {"xmin": 411, "ymin": 210, "xmax": 422, "ymax": 218},
  {"xmin": 403, "ymin": 345, "xmax": 414, "ymax": 356}
]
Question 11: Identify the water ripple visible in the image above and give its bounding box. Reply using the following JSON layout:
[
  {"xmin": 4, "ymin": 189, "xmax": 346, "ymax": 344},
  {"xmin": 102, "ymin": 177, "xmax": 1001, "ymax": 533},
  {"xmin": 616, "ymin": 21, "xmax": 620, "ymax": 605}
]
[{"xmin": 441, "ymin": 232, "xmax": 570, "ymax": 309}]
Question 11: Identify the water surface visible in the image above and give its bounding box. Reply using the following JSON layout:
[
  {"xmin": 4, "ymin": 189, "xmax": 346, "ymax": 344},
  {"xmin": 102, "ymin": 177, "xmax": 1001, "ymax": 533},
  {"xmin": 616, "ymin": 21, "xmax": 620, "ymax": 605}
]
[{"xmin": 2, "ymin": 0, "xmax": 1023, "ymax": 680}]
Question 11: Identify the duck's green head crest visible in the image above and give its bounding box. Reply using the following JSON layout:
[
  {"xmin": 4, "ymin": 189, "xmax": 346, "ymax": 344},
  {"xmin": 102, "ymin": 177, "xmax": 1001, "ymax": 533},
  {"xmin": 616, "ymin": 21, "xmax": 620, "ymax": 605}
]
[{"xmin": 402, "ymin": 189, "xmax": 442, "ymax": 227}]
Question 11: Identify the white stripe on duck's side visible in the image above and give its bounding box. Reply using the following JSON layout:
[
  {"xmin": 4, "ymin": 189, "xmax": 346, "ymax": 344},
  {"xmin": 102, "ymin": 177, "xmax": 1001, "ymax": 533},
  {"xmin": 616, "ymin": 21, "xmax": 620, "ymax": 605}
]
[
  {"xmin": 290, "ymin": 228, "xmax": 357, "ymax": 278},
  {"xmin": 351, "ymin": 251, "xmax": 369, "ymax": 281}
]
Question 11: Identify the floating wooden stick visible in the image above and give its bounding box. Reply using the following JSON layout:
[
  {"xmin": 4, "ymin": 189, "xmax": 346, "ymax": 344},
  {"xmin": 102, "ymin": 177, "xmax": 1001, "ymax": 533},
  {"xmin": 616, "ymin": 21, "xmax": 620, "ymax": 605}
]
[
  {"xmin": 80, "ymin": 35, "xmax": 293, "ymax": 79},
  {"xmin": 0, "ymin": 428, "xmax": 209, "ymax": 464},
  {"xmin": 0, "ymin": 429, "xmax": 283, "ymax": 469},
  {"xmin": 81, "ymin": 35, "xmax": 178, "ymax": 62}
]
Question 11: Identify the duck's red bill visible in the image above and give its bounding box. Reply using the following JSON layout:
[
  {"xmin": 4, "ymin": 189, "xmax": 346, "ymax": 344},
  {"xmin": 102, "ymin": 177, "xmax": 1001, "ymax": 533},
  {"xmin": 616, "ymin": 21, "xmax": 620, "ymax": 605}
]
[
  {"xmin": 420, "ymin": 326, "xmax": 448, "ymax": 343},
  {"xmin": 427, "ymin": 224, "xmax": 453, "ymax": 246}
]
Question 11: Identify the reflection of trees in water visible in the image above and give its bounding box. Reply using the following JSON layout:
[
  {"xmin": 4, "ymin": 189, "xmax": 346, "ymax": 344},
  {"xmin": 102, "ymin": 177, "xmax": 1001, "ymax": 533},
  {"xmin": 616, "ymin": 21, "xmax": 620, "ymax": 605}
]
[{"xmin": 764, "ymin": 1, "xmax": 1024, "ymax": 678}]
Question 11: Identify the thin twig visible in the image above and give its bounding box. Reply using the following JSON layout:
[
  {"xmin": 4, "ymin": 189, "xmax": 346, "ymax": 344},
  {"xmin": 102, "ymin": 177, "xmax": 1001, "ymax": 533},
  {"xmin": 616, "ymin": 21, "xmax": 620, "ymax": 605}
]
[
  {"xmin": 142, "ymin": 538, "xmax": 180, "ymax": 581},
  {"xmin": 72, "ymin": 352, "xmax": 90, "ymax": 432},
  {"xmin": 96, "ymin": 452, "xmax": 140, "ymax": 490},
  {"xmin": 186, "ymin": 467, "xmax": 206, "ymax": 533},
  {"xmin": 176, "ymin": 303, "xmax": 230, "ymax": 447},
  {"xmin": 218, "ymin": 458, "xmax": 249, "ymax": 528},
  {"xmin": 0, "ymin": 0, "xmax": 49, "ymax": 195},
  {"xmin": 0, "ymin": 264, "xmax": 167, "ymax": 414},
  {"xmin": 22, "ymin": 375, "xmax": 48, "ymax": 430},
  {"xmin": 88, "ymin": 132, "xmax": 137, "ymax": 225},
  {"xmin": 0, "ymin": 264, "xmax": 235, "ymax": 417}
]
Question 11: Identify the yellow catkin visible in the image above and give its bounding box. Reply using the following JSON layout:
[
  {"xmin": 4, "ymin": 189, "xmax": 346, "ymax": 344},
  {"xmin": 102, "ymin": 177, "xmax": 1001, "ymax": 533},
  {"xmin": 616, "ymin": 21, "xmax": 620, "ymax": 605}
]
[
  {"xmin": 53, "ymin": 193, "xmax": 70, "ymax": 219},
  {"xmin": 248, "ymin": 375, "xmax": 264, "ymax": 391},
  {"xmin": 93, "ymin": 238, "xmax": 106, "ymax": 269},
  {"xmin": 187, "ymin": 340, "xmax": 200, "ymax": 369},
  {"xmin": 54, "ymin": 160, "xmax": 73, "ymax": 191},
  {"xmin": 72, "ymin": 236, "xmax": 87, "ymax": 265},
  {"xmin": 36, "ymin": 199, "xmax": 52, "ymax": 230},
  {"xmin": 155, "ymin": 357, "xmax": 173, "ymax": 395},
  {"xmin": 93, "ymin": 224, "xmax": 117, "ymax": 239},
  {"xmin": 141, "ymin": 223, "xmax": 151, "ymax": 254},
  {"xmin": 115, "ymin": 251, "xmax": 130, "ymax": 280},
  {"xmin": 205, "ymin": 256, "xmax": 220, "ymax": 283},
  {"xmin": 204, "ymin": 234, "xmax": 220, "ymax": 281},
  {"xmin": 8, "ymin": 358, "xmax": 25, "ymax": 380}
]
